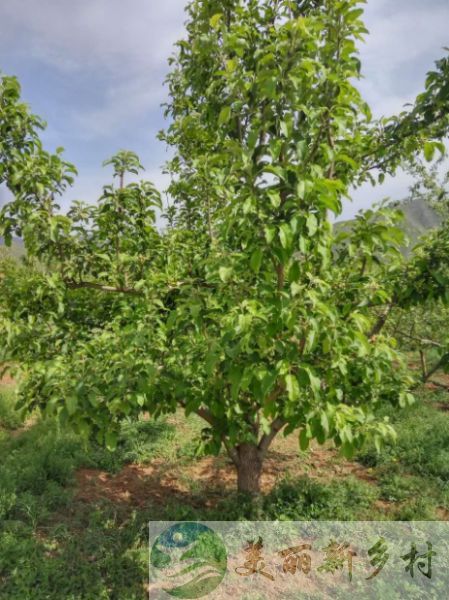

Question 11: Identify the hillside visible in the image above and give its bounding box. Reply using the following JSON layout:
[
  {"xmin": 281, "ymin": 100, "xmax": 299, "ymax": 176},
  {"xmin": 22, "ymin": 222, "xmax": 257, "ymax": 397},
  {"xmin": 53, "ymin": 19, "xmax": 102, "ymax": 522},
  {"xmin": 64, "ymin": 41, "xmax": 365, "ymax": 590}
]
[
  {"xmin": 391, "ymin": 198, "xmax": 443, "ymax": 245},
  {"xmin": 336, "ymin": 198, "xmax": 443, "ymax": 247}
]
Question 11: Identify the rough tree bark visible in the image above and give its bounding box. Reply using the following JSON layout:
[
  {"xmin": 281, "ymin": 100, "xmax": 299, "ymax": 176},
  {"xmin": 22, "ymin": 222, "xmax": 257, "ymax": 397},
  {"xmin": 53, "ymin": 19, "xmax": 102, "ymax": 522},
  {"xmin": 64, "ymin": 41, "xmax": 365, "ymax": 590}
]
[
  {"xmin": 195, "ymin": 408, "xmax": 284, "ymax": 495},
  {"xmin": 236, "ymin": 443, "xmax": 264, "ymax": 495}
]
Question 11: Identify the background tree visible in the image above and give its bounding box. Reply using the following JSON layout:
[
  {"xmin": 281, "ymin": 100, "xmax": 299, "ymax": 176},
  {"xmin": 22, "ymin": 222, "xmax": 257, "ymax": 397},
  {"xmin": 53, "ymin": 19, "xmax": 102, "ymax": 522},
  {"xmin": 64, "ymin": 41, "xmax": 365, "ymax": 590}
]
[{"xmin": 1, "ymin": 0, "xmax": 449, "ymax": 495}]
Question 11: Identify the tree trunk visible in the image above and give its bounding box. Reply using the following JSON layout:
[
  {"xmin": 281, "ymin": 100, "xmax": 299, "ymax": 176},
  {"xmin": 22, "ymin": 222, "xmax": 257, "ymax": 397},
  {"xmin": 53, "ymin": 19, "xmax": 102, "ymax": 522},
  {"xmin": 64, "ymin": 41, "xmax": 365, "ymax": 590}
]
[
  {"xmin": 420, "ymin": 349, "xmax": 428, "ymax": 382},
  {"xmin": 236, "ymin": 443, "xmax": 264, "ymax": 495}
]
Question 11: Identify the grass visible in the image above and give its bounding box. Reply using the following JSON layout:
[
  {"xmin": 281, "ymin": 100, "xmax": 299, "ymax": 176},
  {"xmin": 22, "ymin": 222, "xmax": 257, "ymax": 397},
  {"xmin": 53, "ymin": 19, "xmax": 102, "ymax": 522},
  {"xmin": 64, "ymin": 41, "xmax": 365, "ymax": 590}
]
[
  {"xmin": 0, "ymin": 381, "xmax": 448, "ymax": 597},
  {"xmin": 0, "ymin": 386, "xmax": 164, "ymax": 599},
  {"xmin": 0, "ymin": 384, "xmax": 23, "ymax": 430},
  {"xmin": 357, "ymin": 387, "xmax": 449, "ymax": 519}
]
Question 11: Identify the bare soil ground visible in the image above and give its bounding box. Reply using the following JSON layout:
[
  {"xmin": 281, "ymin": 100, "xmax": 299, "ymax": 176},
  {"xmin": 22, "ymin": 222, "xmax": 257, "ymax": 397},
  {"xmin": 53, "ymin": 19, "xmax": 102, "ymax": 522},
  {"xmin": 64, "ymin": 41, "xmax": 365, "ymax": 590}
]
[
  {"xmin": 0, "ymin": 372, "xmax": 15, "ymax": 385},
  {"xmin": 3, "ymin": 365, "xmax": 447, "ymax": 519},
  {"xmin": 75, "ymin": 433, "xmax": 377, "ymax": 511},
  {"xmin": 74, "ymin": 401, "xmax": 448, "ymax": 519}
]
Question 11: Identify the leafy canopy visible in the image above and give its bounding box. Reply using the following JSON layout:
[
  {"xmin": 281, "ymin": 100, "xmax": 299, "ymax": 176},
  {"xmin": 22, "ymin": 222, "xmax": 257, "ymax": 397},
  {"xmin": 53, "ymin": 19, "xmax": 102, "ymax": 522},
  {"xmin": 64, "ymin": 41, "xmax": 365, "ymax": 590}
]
[{"xmin": 1, "ymin": 1, "xmax": 449, "ymax": 488}]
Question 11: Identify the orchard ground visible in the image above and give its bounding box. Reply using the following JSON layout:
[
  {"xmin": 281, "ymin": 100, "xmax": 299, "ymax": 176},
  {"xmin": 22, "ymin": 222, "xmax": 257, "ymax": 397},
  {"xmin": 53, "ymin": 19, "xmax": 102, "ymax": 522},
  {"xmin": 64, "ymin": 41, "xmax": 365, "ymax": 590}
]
[{"xmin": 1, "ymin": 370, "xmax": 449, "ymax": 599}]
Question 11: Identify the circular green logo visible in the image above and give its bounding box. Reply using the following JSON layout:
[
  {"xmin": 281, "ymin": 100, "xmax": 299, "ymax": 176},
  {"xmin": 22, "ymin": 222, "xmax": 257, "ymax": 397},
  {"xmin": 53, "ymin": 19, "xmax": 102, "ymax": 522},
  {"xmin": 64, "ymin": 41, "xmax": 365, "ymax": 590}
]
[{"xmin": 150, "ymin": 523, "xmax": 227, "ymax": 599}]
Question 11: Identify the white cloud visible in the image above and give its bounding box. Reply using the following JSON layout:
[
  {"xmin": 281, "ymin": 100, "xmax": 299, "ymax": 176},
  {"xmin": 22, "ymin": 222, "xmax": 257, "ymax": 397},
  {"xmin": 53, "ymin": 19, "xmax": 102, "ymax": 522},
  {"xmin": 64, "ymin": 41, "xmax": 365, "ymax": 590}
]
[
  {"xmin": 0, "ymin": 0, "xmax": 186, "ymax": 75},
  {"xmin": 362, "ymin": 4, "xmax": 449, "ymax": 67},
  {"xmin": 340, "ymin": 0, "xmax": 449, "ymax": 219},
  {"xmin": 344, "ymin": 170, "xmax": 415, "ymax": 221},
  {"xmin": 0, "ymin": 0, "xmax": 186, "ymax": 139},
  {"xmin": 2, "ymin": 0, "xmax": 447, "ymax": 133},
  {"xmin": 359, "ymin": 1, "xmax": 449, "ymax": 117},
  {"xmin": 70, "ymin": 75, "xmax": 166, "ymax": 140},
  {"xmin": 1, "ymin": 0, "xmax": 447, "ymax": 220}
]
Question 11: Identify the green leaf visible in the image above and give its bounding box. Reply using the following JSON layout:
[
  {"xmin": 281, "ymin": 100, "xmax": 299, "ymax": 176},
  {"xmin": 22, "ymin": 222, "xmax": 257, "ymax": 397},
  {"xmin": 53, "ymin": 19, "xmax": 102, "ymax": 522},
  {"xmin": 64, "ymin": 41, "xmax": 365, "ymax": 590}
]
[
  {"xmin": 374, "ymin": 435, "xmax": 382, "ymax": 454},
  {"xmin": 260, "ymin": 77, "xmax": 277, "ymax": 99},
  {"xmin": 260, "ymin": 371, "xmax": 277, "ymax": 401},
  {"xmin": 424, "ymin": 141, "xmax": 435, "ymax": 162},
  {"xmin": 105, "ymin": 430, "xmax": 118, "ymax": 451},
  {"xmin": 250, "ymin": 248, "xmax": 263, "ymax": 273},
  {"xmin": 218, "ymin": 106, "xmax": 231, "ymax": 125},
  {"xmin": 285, "ymin": 374, "xmax": 300, "ymax": 401},
  {"xmin": 264, "ymin": 226, "xmax": 276, "ymax": 244},
  {"xmin": 205, "ymin": 347, "xmax": 220, "ymax": 376},
  {"xmin": 279, "ymin": 223, "xmax": 293, "ymax": 249},
  {"xmin": 296, "ymin": 140, "xmax": 307, "ymax": 159},
  {"xmin": 299, "ymin": 428, "xmax": 310, "ymax": 451},
  {"xmin": 229, "ymin": 366, "xmax": 242, "ymax": 401},
  {"xmin": 66, "ymin": 395, "xmax": 78, "ymax": 416},
  {"xmin": 306, "ymin": 214, "xmax": 318, "ymax": 236},
  {"xmin": 219, "ymin": 266, "xmax": 232, "ymax": 283},
  {"xmin": 280, "ymin": 121, "xmax": 289, "ymax": 137},
  {"xmin": 347, "ymin": 8, "xmax": 364, "ymax": 22},
  {"xmin": 320, "ymin": 412, "xmax": 330, "ymax": 436},
  {"xmin": 209, "ymin": 13, "xmax": 223, "ymax": 29},
  {"xmin": 301, "ymin": 366, "xmax": 321, "ymax": 397},
  {"xmin": 341, "ymin": 442, "xmax": 355, "ymax": 459},
  {"xmin": 291, "ymin": 282, "xmax": 302, "ymax": 296},
  {"xmin": 226, "ymin": 59, "xmax": 237, "ymax": 73},
  {"xmin": 268, "ymin": 190, "xmax": 281, "ymax": 208},
  {"xmin": 288, "ymin": 262, "xmax": 301, "ymax": 283},
  {"xmin": 399, "ymin": 392, "xmax": 415, "ymax": 408}
]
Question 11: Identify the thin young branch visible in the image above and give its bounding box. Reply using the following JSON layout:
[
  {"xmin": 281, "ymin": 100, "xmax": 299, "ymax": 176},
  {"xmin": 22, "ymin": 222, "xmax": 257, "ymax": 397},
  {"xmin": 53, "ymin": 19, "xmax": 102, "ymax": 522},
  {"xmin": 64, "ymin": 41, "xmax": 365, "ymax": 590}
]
[
  {"xmin": 223, "ymin": 438, "xmax": 240, "ymax": 467},
  {"xmin": 65, "ymin": 281, "xmax": 143, "ymax": 296},
  {"xmin": 276, "ymin": 263, "xmax": 285, "ymax": 291},
  {"xmin": 369, "ymin": 301, "xmax": 395, "ymax": 339},
  {"xmin": 359, "ymin": 257, "xmax": 367, "ymax": 278},
  {"xmin": 65, "ymin": 277, "xmax": 216, "ymax": 296},
  {"xmin": 361, "ymin": 112, "xmax": 448, "ymax": 174},
  {"xmin": 410, "ymin": 354, "xmax": 449, "ymax": 387},
  {"xmin": 419, "ymin": 349, "xmax": 428, "ymax": 382},
  {"xmin": 425, "ymin": 354, "xmax": 449, "ymax": 382},
  {"xmin": 396, "ymin": 330, "xmax": 444, "ymax": 349}
]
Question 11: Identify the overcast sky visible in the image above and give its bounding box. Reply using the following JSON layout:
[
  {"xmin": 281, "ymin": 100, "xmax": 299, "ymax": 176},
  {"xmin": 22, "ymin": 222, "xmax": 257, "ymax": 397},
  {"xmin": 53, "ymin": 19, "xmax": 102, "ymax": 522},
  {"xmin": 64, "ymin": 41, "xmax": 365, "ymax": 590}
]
[{"xmin": 0, "ymin": 0, "xmax": 448, "ymax": 220}]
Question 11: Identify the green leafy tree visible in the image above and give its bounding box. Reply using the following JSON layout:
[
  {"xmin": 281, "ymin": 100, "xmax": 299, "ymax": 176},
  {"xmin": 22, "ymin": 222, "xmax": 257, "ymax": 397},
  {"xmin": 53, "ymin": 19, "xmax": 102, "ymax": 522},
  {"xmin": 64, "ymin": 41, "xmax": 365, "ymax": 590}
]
[{"xmin": 1, "ymin": 0, "xmax": 449, "ymax": 495}]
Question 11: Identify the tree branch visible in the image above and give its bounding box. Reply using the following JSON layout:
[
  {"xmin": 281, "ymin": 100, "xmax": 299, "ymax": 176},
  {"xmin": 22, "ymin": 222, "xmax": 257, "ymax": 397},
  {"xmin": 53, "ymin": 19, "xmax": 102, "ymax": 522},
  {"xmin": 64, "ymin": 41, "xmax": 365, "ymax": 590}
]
[
  {"xmin": 64, "ymin": 277, "xmax": 216, "ymax": 296},
  {"xmin": 369, "ymin": 301, "xmax": 395, "ymax": 339},
  {"xmin": 396, "ymin": 330, "xmax": 444, "ymax": 349},
  {"xmin": 222, "ymin": 438, "xmax": 240, "ymax": 466},
  {"xmin": 195, "ymin": 406, "xmax": 215, "ymax": 425},
  {"xmin": 276, "ymin": 263, "xmax": 285, "ymax": 291},
  {"xmin": 65, "ymin": 281, "xmax": 143, "ymax": 296},
  {"xmin": 425, "ymin": 354, "xmax": 449, "ymax": 382},
  {"xmin": 258, "ymin": 417, "xmax": 286, "ymax": 456},
  {"xmin": 419, "ymin": 349, "xmax": 428, "ymax": 382}
]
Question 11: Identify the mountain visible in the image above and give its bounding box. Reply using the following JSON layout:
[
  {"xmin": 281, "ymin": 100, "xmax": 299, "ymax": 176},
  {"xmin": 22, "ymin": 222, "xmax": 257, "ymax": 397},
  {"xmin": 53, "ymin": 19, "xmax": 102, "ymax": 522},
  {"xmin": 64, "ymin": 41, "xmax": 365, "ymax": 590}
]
[
  {"xmin": 336, "ymin": 198, "xmax": 443, "ymax": 249},
  {"xmin": 392, "ymin": 198, "xmax": 443, "ymax": 245}
]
